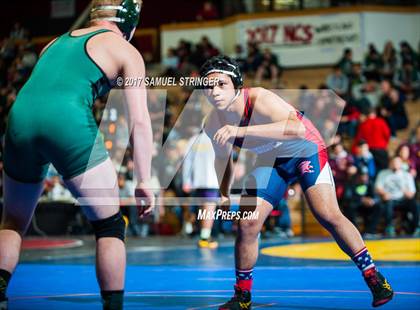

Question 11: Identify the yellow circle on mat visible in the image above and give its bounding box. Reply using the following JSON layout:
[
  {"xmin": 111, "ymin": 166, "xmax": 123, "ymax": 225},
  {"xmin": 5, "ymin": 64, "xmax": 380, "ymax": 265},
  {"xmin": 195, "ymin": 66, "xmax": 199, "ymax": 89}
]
[{"xmin": 261, "ymin": 239, "xmax": 420, "ymax": 261}]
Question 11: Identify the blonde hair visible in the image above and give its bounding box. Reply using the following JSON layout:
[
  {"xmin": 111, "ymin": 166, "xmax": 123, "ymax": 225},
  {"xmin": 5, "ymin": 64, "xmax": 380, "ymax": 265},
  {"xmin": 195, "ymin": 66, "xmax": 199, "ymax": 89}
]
[
  {"xmin": 90, "ymin": 0, "xmax": 143, "ymax": 24},
  {"xmin": 90, "ymin": 0, "xmax": 121, "ymax": 21}
]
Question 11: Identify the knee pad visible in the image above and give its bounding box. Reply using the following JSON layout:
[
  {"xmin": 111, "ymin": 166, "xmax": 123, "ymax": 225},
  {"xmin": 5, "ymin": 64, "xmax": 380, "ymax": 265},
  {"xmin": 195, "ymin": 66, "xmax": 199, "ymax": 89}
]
[{"xmin": 91, "ymin": 211, "xmax": 125, "ymax": 242}]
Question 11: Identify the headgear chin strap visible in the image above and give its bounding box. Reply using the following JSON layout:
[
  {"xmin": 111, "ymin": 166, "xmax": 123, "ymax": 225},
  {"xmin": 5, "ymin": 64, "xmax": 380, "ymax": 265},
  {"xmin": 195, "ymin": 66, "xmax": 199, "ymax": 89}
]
[{"xmin": 91, "ymin": 0, "xmax": 141, "ymax": 41}]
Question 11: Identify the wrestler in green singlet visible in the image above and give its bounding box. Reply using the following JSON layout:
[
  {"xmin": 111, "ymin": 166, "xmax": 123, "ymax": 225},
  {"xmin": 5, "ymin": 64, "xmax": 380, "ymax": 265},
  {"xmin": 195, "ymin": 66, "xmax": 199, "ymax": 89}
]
[{"xmin": 4, "ymin": 29, "xmax": 112, "ymax": 182}]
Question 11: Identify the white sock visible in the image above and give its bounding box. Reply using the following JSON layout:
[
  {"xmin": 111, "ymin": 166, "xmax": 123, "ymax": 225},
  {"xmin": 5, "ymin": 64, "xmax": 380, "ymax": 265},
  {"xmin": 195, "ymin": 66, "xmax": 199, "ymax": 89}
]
[{"xmin": 200, "ymin": 228, "xmax": 211, "ymax": 240}]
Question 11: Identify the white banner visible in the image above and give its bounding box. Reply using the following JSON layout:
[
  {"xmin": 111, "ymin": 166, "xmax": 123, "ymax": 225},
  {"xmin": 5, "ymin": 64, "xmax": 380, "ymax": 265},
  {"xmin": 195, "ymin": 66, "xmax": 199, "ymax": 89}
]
[
  {"xmin": 161, "ymin": 11, "xmax": 420, "ymax": 67},
  {"xmin": 237, "ymin": 13, "xmax": 362, "ymax": 66}
]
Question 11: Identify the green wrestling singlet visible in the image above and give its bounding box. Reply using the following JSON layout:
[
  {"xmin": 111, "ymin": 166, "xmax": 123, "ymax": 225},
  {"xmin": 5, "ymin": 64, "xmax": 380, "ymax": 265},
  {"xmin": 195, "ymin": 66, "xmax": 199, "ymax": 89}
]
[{"xmin": 4, "ymin": 29, "xmax": 113, "ymax": 183}]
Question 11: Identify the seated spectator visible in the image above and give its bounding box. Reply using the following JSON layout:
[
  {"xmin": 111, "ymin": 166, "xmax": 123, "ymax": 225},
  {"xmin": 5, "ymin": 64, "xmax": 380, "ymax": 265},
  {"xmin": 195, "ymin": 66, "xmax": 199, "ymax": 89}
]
[
  {"xmin": 200, "ymin": 36, "xmax": 219, "ymax": 59},
  {"xmin": 245, "ymin": 42, "xmax": 262, "ymax": 74},
  {"xmin": 337, "ymin": 47, "xmax": 353, "ymax": 77},
  {"xmin": 378, "ymin": 80, "xmax": 408, "ymax": 136},
  {"xmin": 162, "ymin": 48, "xmax": 179, "ymax": 77},
  {"xmin": 231, "ymin": 44, "xmax": 247, "ymax": 73},
  {"xmin": 394, "ymin": 61, "xmax": 420, "ymax": 100},
  {"xmin": 399, "ymin": 41, "xmax": 417, "ymax": 66},
  {"xmin": 177, "ymin": 56, "xmax": 198, "ymax": 79},
  {"xmin": 353, "ymin": 140, "xmax": 376, "ymax": 180},
  {"xmin": 343, "ymin": 166, "xmax": 381, "ymax": 238},
  {"xmin": 326, "ymin": 65, "xmax": 349, "ymax": 99},
  {"xmin": 176, "ymin": 39, "xmax": 192, "ymax": 61},
  {"xmin": 196, "ymin": 0, "xmax": 219, "ymax": 21},
  {"xmin": 349, "ymin": 62, "xmax": 366, "ymax": 101},
  {"xmin": 311, "ymin": 85, "xmax": 341, "ymax": 137},
  {"xmin": 364, "ymin": 43, "xmax": 382, "ymax": 81},
  {"xmin": 338, "ymin": 100, "xmax": 360, "ymax": 138},
  {"xmin": 358, "ymin": 79, "xmax": 381, "ymax": 110},
  {"xmin": 255, "ymin": 48, "xmax": 281, "ymax": 86},
  {"xmin": 375, "ymin": 156, "xmax": 418, "ymax": 236},
  {"xmin": 298, "ymin": 85, "xmax": 316, "ymax": 116},
  {"xmin": 396, "ymin": 144, "xmax": 417, "ymax": 178},
  {"xmin": 352, "ymin": 105, "xmax": 391, "ymax": 171},
  {"xmin": 9, "ymin": 22, "xmax": 27, "ymax": 41},
  {"xmin": 329, "ymin": 143, "xmax": 356, "ymax": 201},
  {"xmin": 381, "ymin": 41, "xmax": 397, "ymax": 81},
  {"xmin": 408, "ymin": 124, "xmax": 420, "ymax": 182}
]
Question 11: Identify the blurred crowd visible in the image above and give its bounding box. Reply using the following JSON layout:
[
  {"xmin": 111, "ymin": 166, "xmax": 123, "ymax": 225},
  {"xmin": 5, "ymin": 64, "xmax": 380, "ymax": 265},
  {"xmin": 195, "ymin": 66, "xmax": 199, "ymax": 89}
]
[
  {"xmin": 162, "ymin": 38, "xmax": 282, "ymax": 87},
  {"xmin": 0, "ymin": 22, "xmax": 419, "ymax": 239},
  {"xmin": 323, "ymin": 41, "xmax": 420, "ymax": 238}
]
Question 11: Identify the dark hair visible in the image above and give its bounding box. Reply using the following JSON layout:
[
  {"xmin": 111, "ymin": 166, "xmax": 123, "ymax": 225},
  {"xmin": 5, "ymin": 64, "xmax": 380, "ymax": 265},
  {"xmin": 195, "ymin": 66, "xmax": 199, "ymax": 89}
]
[{"xmin": 200, "ymin": 55, "xmax": 243, "ymax": 88}]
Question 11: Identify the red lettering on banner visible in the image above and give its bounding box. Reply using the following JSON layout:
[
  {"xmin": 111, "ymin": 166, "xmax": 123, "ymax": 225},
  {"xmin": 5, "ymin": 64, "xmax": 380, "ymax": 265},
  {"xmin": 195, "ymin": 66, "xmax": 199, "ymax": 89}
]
[
  {"xmin": 247, "ymin": 29, "xmax": 257, "ymax": 42},
  {"xmin": 284, "ymin": 24, "xmax": 313, "ymax": 44},
  {"xmin": 268, "ymin": 25, "xmax": 278, "ymax": 43},
  {"xmin": 246, "ymin": 24, "xmax": 278, "ymax": 44}
]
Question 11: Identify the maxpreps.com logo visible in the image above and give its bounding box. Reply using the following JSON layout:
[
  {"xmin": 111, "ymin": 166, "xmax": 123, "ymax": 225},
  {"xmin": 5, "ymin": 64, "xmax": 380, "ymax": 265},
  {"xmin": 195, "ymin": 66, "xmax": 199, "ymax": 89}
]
[{"xmin": 299, "ymin": 160, "xmax": 314, "ymax": 174}]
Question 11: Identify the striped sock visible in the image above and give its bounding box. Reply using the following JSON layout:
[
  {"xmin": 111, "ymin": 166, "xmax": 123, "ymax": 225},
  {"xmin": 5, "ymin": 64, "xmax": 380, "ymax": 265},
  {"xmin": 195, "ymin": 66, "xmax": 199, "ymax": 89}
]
[
  {"xmin": 236, "ymin": 268, "xmax": 253, "ymax": 291},
  {"xmin": 352, "ymin": 247, "xmax": 376, "ymax": 273}
]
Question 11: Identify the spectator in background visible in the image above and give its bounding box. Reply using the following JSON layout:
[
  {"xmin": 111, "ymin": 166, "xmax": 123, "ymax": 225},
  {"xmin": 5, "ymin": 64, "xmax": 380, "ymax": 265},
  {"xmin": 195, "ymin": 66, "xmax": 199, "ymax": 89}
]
[
  {"xmin": 329, "ymin": 143, "xmax": 356, "ymax": 202},
  {"xmin": 176, "ymin": 39, "xmax": 192, "ymax": 61},
  {"xmin": 298, "ymin": 85, "xmax": 316, "ymax": 116},
  {"xmin": 276, "ymin": 199, "xmax": 294, "ymax": 238},
  {"xmin": 118, "ymin": 173, "xmax": 142, "ymax": 237},
  {"xmin": 45, "ymin": 175, "xmax": 73, "ymax": 201},
  {"xmin": 177, "ymin": 55, "xmax": 199, "ymax": 79},
  {"xmin": 326, "ymin": 65, "xmax": 349, "ymax": 99},
  {"xmin": 190, "ymin": 44, "xmax": 206, "ymax": 69},
  {"xmin": 263, "ymin": 198, "xmax": 294, "ymax": 239},
  {"xmin": 245, "ymin": 42, "xmax": 262, "ymax": 74},
  {"xmin": 396, "ymin": 144, "xmax": 417, "ymax": 178},
  {"xmin": 343, "ymin": 165, "xmax": 381, "ymax": 238},
  {"xmin": 313, "ymin": 86, "xmax": 342, "ymax": 139},
  {"xmin": 231, "ymin": 44, "xmax": 247, "ymax": 73},
  {"xmin": 381, "ymin": 41, "xmax": 397, "ymax": 81},
  {"xmin": 375, "ymin": 156, "xmax": 418, "ymax": 237},
  {"xmin": 196, "ymin": 0, "xmax": 219, "ymax": 21},
  {"xmin": 378, "ymin": 80, "xmax": 408, "ymax": 137},
  {"xmin": 162, "ymin": 48, "xmax": 179, "ymax": 77},
  {"xmin": 394, "ymin": 61, "xmax": 420, "ymax": 100},
  {"xmin": 200, "ymin": 36, "xmax": 220, "ymax": 59},
  {"xmin": 338, "ymin": 99, "xmax": 360, "ymax": 138},
  {"xmin": 358, "ymin": 79, "xmax": 382, "ymax": 110},
  {"xmin": 399, "ymin": 41, "xmax": 417, "ymax": 66},
  {"xmin": 408, "ymin": 124, "xmax": 420, "ymax": 181},
  {"xmin": 352, "ymin": 106, "xmax": 391, "ymax": 171},
  {"xmin": 353, "ymin": 140, "xmax": 376, "ymax": 181},
  {"xmin": 337, "ymin": 48, "xmax": 353, "ymax": 77},
  {"xmin": 255, "ymin": 48, "xmax": 281, "ymax": 86},
  {"xmin": 364, "ymin": 43, "xmax": 382, "ymax": 81},
  {"xmin": 9, "ymin": 22, "xmax": 27, "ymax": 40},
  {"xmin": 182, "ymin": 131, "xmax": 220, "ymax": 248},
  {"xmin": 0, "ymin": 39, "xmax": 16, "ymax": 67},
  {"xmin": 349, "ymin": 62, "xmax": 366, "ymax": 100}
]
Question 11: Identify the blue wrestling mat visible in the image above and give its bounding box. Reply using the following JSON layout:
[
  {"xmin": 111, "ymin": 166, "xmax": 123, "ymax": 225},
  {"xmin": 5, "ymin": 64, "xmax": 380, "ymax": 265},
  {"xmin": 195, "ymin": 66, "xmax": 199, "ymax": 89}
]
[{"xmin": 8, "ymin": 238, "xmax": 420, "ymax": 309}]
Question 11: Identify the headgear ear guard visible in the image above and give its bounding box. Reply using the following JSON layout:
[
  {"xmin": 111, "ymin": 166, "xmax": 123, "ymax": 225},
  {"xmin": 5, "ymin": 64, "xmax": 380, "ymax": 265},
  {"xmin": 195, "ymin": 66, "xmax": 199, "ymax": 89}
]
[
  {"xmin": 91, "ymin": 0, "xmax": 141, "ymax": 41},
  {"xmin": 200, "ymin": 55, "xmax": 243, "ymax": 89}
]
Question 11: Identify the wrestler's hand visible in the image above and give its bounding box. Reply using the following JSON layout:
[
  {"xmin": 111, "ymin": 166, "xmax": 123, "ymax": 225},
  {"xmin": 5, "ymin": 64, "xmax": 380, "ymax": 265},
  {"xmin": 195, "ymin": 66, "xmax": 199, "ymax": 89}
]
[
  {"xmin": 213, "ymin": 125, "xmax": 245, "ymax": 146},
  {"xmin": 135, "ymin": 181, "xmax": 156, "ymax": 218}
]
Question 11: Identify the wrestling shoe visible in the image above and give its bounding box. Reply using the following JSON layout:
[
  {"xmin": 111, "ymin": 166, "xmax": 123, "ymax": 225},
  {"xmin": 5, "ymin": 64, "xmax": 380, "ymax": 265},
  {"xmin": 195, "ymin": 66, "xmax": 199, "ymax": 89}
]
[
  {"xmin": 363, "ymin": 268, "xmax": 394, "ymax": 307},
  {"xmin": 198, "ymin": 238, "xmax": 219, "ymax": 249},
  {"xmin": 219, "ymin": 285, "xmax": 251, "ymax": 310}
]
